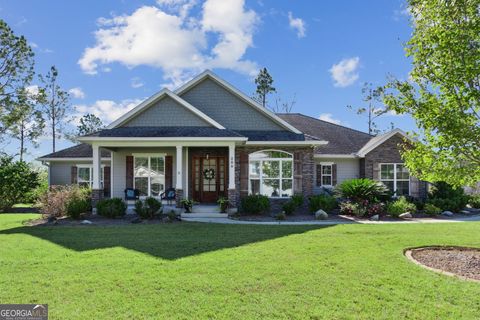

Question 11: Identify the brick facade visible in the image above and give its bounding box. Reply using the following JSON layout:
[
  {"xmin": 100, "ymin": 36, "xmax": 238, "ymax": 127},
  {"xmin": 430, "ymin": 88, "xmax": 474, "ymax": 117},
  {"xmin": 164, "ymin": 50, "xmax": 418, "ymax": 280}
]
[
  {"xmin": 362, "ymin": 133, "xmax": 427, "ymax": 198},
  {"xmin": 91, "ymin": 189, "xmax": 104, "ymax": 214}
]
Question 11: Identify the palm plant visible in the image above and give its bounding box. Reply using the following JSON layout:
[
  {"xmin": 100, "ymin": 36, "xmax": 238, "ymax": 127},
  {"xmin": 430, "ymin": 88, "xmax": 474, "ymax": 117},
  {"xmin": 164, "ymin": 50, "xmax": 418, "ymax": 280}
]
[{"xmin": 335, "ymin": 178, "xmax": 390, "ymax": 203}]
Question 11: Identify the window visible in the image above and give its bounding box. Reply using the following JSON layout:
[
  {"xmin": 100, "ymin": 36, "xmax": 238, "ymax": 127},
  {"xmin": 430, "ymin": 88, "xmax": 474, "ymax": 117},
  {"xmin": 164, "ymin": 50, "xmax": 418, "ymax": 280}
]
[
  {"xmin": 321, "ymin": 164, "xmax": 332, "ymax": 186},
  {"xmin": 134, "ymin": 155, "xmax": 165, "ymax": 197},
  {"xmin": 77, "ymin": 165, "xmax": 104, "ymax": 189},
  {"xmin": 249, "ymin": 150, "xmax": 293, "ymax": 198},
  {"xmin": 380, "ymin": 163, "xmax": 410, "ymax": 196}
]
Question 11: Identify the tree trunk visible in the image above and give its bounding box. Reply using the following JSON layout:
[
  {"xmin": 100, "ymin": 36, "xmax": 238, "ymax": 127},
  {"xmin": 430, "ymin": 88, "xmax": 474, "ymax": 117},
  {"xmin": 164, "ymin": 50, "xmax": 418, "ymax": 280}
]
[
  {"xmin": 20, "ymin": 120, "xmax": 24, "ymax": 162},
  {"xmin": 52, "ymin": 116, "xmax": 56, "ymax": 153}
]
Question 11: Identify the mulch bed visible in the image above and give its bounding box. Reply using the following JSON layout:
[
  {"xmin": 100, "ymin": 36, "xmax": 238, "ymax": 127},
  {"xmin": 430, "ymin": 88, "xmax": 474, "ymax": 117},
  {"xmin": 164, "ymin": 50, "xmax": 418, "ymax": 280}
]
[
  {"xmin": 231, "ymin": 213, "xmax": 350, "ymax": 222},
  {"xmin": 26, "ymin": 214, "xmax": 181, "ymax": 227},
  {"xmin": 407, "ymin": 246, "xmax": 480, "ymax": 282}
]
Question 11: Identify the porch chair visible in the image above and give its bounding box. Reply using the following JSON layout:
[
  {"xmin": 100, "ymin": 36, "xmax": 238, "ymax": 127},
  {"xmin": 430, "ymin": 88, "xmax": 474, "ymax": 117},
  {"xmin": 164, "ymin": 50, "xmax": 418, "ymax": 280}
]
[
  {"xmin": 124, "ymin": 188, "xmax": 140, "ymax": 202},
  {"xmin": 161, "ymin": 188, "xmax": 176, "ymax": 205}
]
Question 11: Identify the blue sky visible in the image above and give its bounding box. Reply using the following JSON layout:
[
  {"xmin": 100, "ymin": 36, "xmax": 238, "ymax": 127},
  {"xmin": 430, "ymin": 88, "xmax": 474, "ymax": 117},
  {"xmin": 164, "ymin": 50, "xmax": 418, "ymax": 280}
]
[{"xmin": 1, "ymin": 0, "xmax": 415, "ymax": 162}]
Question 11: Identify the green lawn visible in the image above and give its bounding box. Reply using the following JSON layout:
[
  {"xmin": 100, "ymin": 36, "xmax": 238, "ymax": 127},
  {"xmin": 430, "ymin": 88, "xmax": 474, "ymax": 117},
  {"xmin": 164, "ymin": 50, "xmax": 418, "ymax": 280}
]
[{"xmin": 0, "ymin": 214, "xmax": 479, "ymax": 319}]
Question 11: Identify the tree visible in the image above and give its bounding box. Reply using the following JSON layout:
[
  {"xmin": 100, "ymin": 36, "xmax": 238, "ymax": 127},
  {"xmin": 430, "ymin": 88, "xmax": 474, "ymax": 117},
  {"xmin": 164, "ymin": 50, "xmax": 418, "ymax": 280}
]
[
  {"xmin": 0, "ymin": 19, "xmax": 35, "ymax": 138},
  {"xmin": 348, "ymin": 82, "xmax": 388, "ymax": 135},
  {"xmin": 254, "ymin": 67, "xmax": 276, "ymax": 108},
  {"xmin": 39, "ymin": 66, "xmax": 70, "ymax": 152},
  {"xmin": 383, "ymin": 0, "xmax": 480, "ymax": 187},
  {"xmin": 0, "ymin": 156, "xmax": 39, "ymax": 211},
  {"xmin": 67, "ymin": 113, "xmax": 105, "ymax": 143},
  {"xmin": 272, "ymin": 94, "xmax": 297, "ymax": 113},
  {"xmin": 4, "ymin": 87, "xmax": 44, "ymax": 161}
]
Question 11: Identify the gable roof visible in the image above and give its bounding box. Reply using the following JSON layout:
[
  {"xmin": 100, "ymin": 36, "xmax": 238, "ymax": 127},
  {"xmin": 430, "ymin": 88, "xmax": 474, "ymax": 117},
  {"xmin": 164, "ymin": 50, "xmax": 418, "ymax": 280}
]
[
  {"xmin": 83, "ymin": 127, "xmax": 244, "ymax": 138},
  {"xmin": 356, "ymin": 128, "xmax": 411, "ymax": 157},
  {"xmin": 175, "ymin": 70, "xmax": 302, "ymax": 134},
  {"xmin": 278, "ymin": 113, "xmax": 373, "ymax": 155},
  {"xmin": 107, "ymin": 89, "xmax": 225, "ymax": 129}
]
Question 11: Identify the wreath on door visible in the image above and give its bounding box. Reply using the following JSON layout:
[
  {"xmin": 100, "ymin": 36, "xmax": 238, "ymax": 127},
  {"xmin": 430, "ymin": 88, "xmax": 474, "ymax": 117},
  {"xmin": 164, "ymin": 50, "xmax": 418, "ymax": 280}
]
[{"xmin": 203, "ymin": 168, "xmax": 215, "ymax": 181}]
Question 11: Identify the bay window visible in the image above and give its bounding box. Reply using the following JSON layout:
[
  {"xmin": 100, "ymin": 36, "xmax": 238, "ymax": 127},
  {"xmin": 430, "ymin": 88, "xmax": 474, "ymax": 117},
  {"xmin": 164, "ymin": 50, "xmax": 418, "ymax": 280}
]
[
  {"xmin": 134, "ymin": 155, "xmax": 165, "ymax": 197},
  {"xmin": 249, "ymin": 150, "xmax": 293, "ymax": 198},
  {"xmin": 380, "ymin": 163, "xmax": 410, "ymax": 196}
]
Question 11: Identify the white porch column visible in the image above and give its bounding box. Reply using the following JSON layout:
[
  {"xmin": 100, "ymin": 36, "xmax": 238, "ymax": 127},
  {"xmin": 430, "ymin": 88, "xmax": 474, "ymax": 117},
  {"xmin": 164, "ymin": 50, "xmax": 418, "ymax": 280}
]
[
  {"xmin": 176, "ymin": 146, "xmax": 183, "ymax": 190},
  {"xmin": 92, "ymin": 144, "xmax": 101, "ymax": 190},
  {"xmin": 92, "ymin": 144, "xmax": 102, "ymax": 214},
  {"xmin": 228, "ymin": 143, "xmax": 236, "ymax": 190}
]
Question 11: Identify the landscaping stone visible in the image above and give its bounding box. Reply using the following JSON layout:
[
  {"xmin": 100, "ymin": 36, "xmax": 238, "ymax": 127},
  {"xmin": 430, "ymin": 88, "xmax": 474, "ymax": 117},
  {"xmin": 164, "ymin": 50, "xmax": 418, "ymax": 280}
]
[
  {"xmin": 461, "ymin": 210, "xmax": 471, "ymax": 215},
  {"xmin": 399, "ymin": 212, "xmax": 412, "ymax": 219},
  {"xmin": 442, "ymin": 211, "xmax": 454, "ymax": 217},
  {"xmin": 131, "ymin": 217, "xmax": 142, "ymax": 224},
  {"xmin": 370, "ymin": 214, "xmax": 379, "ymax": 221},
  {"xmin": 315, "ymin": 209, "xmax": 328, "ymax": 220},
  {"xmin": 81, "ymin": 220, "xmax": 92, "ymax": 225}
]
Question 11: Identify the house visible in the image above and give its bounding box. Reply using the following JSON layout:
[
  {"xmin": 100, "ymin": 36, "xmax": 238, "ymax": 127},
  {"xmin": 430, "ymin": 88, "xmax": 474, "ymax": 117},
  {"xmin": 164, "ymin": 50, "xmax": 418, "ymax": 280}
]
[{"xmin": 38, "ymin": 70, "xmax": 427, "ymax": 212}]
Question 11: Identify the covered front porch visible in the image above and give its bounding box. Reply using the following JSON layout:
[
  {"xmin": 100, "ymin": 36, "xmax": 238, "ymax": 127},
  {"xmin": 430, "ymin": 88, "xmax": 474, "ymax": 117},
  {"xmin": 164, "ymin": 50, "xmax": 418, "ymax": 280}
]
[{"xmin": 87, "ymin": 139, "xmax": 243, "ymax": 212}]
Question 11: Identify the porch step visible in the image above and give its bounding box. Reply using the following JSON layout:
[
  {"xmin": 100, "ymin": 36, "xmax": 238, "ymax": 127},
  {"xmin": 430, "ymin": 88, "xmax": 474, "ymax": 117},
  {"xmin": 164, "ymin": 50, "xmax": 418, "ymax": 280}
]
[
  {"xmin": 181, "ymin": 213, "xmax": 228, "ymax": 218},
  {"xmin": 191, "ymin": 205, "xmax": 221, "ymax": 213}
]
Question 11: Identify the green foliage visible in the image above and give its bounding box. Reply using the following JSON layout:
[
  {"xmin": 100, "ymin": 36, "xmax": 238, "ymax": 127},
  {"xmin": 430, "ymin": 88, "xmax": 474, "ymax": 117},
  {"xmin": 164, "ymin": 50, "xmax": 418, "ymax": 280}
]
[
  {"xmin": 22, "ymin": 166, "xmax": 48, "ymax": 203},
  {"xmin": 68, "ymin": 113, "xmax": 105, "ymax": 143},
  {"xmin": 386, "ymin": 196, "xmax": 417, "ymax": 217},
  {"xmin": 217, "ymin": 197, "xmax": 229, "ymax": 213},
  {"xmin": 383, "ymin": 0, "xmax": 480, "ymax": 187},
  {"xmin": 276, "ymin": 212, "xmax": 286, "ymax": 221},
  {"xmin": 66, "ymin": 197, "xmax": 89, "ymax": 220},
  {"xmin": 308, "ymin": 194, "xmax": 337, "ymax": 213},
  {"xmin": 0, "ymin": 19, "xmax": 35, "ymax": 136},
  {"xmin": 135, "ymin": 197, "xmax": 162, "ymax": 219},
  {"xmin": 291, "ymin": 194, "xmax": 304, "ymax": 208},
  {"xmin": 339, "ymin": 201, "xmax": 367, "ymax": 217},
  {"xmin": 240, "ymin": 195, "xmax": 270, "ymax": 215},
  {"xmin": 469, "ymin": 195, "xmax": 480, "ymax": 209},
  {"xmin": 180, "ymin": 199, "xmax": 195, "ymax": 213},
  {"xmin": 167, "ymin": 210, "xmax": 178, "ymax": 222},
  {"xmin": 282, "ymin": 201, "xmax": 297, "ymax": 215},
  {"xmin": 254, "ymin": 67, "xmax": 276, "ymax": 108},
  {"xmin": 427, "ymin": 182, "xmax": 469, "ymax": 212},
  {"xmin": 96, "ymin": 198, "xmax": 126, "ymax": 218},
  {"xmin": 0, "ymin": 156, "xmax": 39, "ymax": 211},
  {"xmin": 336, "ymin": 178, "xmax": 390, "ymax": 203},
  {"xmin": 424, "ymin": 203, "xmax": 442, "ymax": 215}
]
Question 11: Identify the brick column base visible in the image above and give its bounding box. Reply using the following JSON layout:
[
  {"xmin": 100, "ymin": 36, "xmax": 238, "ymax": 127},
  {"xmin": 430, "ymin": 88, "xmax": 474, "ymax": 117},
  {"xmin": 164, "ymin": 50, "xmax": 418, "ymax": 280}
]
[
  {"xmin": 228, "ymin": 188, "xmax": 238, "ymax": 208},
  {"xmin": 91, "ymin": 189, "xmax": 104, "ymax": 214},
  {"xmin": 175, "ymin": 189, "xmax": 184, "ymax": 208}
]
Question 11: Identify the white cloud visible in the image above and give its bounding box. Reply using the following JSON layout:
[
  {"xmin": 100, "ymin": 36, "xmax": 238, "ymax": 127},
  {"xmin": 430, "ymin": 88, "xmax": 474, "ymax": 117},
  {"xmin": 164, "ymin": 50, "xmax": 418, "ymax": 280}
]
[
  {"xmin": 25, "ymin": 85, "xmax": 39, "ymax": 96},
  {"xmin": 319, "ymin": 113, "xmax": 342, "ymax": 125},
  {"xmin": 68, "ymin": 87, "xmax": 86, "ymax": 99},
  {"xmin": 78, "ymin": 0, "xmax": 259, "ymax": 86},
  {"xmin": 73, "ymin": 98, "xmax": 143, "ymax": 125},
  {"xmin": 329, "ymin": 57, "xmax": 360, "ymax": 87},
  {"xmin": 288, "ymin": 12, "xmax": 306, "ymax": 38},
  {"xmin": 131, "ymin": 77, "xmax": 145, "ymax": 88}
]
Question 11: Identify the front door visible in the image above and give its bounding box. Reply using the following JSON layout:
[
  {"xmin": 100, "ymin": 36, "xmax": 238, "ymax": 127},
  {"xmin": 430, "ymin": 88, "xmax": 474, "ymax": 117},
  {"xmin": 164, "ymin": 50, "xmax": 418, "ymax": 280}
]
[{"xmin": 192, "ymin": 156, "xmax": 227, "ymax": 203}]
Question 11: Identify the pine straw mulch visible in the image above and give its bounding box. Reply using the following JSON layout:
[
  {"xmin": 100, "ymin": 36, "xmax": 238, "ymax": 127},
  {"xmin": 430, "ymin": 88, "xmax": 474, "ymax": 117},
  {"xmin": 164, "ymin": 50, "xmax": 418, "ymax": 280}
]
[{"xmin": 406, "ymin": 246, "xmax": 480, "ymax": 282}]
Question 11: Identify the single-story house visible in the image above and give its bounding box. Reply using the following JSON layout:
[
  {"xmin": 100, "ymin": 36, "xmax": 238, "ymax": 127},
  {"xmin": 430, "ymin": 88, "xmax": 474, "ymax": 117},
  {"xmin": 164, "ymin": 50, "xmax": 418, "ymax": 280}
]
[{"xmin": 38, "ymin": 70, "xmax": 427, "ymax": 212}]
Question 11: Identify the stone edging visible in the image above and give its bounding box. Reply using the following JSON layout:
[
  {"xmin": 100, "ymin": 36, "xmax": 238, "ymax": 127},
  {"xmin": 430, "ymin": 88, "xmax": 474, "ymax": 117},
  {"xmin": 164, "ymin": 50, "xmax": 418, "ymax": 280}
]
[{"xmin": 404, "ymin": 246, "xmax": 480, "ymax": 283}]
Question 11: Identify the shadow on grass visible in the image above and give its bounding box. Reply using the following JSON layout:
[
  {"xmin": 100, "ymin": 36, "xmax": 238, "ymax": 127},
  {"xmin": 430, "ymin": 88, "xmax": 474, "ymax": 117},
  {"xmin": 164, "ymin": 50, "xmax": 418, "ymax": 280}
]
[{"xmin": 0, "ymin": 222, "xmax": 330, "ymax": 260}]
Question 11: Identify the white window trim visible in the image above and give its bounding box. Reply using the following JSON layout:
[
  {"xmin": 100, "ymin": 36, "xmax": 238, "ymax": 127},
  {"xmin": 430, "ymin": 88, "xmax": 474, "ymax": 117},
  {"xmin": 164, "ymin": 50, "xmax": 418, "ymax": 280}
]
[
  {"xmin": 133, "ymin": 154, "xmax": 166, "ymax": 198},
  {"xmin": 320, "ymin": 163, "xmax": 333, "ymax": 187},
  {"xmin": 76, "ymin": 164, "xmax": 105, "ymax": 189},
  {"xmin": 379, "ymin": 163, "xmax": 410, "ymax": 196},
  {"xmin": 248, "ymin": 150, "xmax": 294, "ymax": 198}
]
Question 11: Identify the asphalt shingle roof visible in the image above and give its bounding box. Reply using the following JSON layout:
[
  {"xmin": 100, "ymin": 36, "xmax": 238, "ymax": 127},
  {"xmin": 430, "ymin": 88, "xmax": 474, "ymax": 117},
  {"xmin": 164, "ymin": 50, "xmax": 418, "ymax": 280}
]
[
  {"xmin": 235, "ymin": 130, "xmax": 305, "ymax": 141},
  {"xmin": 39, "ymin": 144, "xmax": 111, "ymax": 159},
  {"xmin": 86, "ymin": 126, "xmax": 244, "ymax": 138},
  {"xmin": 277, "ymin": 113, "xmax": 373, "ymax": 155}
]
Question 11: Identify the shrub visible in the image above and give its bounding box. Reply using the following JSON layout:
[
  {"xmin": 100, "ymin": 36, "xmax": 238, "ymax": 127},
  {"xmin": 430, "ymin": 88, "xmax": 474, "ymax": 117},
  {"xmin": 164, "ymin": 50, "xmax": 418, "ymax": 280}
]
[
  {"xmin": 469, "ymin": 195, "xmax": 480, "ymax": 209},
  {"xmin": 66, "ymin": 197, "xmax": 90, "ymax": 220},
  {"xmin": 135, "ymin": 197, "xmax": 162, "ymax": 219},
  {"xmin": 386, "ymin": 196, "xmax": 417, "ymax": 217},
  {"xmin": 336, "ymin": 179, "xmax": 390, "ymax": 204},
  {"xmin": 0, "ymin": 156, "xmax": 40, "ymax": 211},
  {"xmin": 22, "ymin": 168, "xmax": 48, "ymax": 204},
  {"xmin": 424, "ymin": 203, "xmax": 442, "ymax": 215},
  {"xmin": 240, "ymin": 195, "xmax": 270, "ymax": 215},
  {"xmin": 339, "ymin": 201, "xmax": 367, "ymax": 217},
  {"xmin": 276, "ymin": 212, "xmax": 286, "ymax": 220},
  {"xmin": 96, "ymin": 198, "xmax": 126, "ymax": 218},
  {"xmin": 37, "ymin": 185, "xmax": 91, "ymax": 219},
  {"xmin": 282, "ymin": 201, "xmax": 297, "ymax": 215},
  {"xmin": 367, "ymin": 202, "xmax": 385, "ymax": 216},
  {"xmin": 167, "ymin": 210, "xmax": 178, "ymax": 222},
  {"xmin": 427, "ymin": 182, "xmax": 469, "ymax": 212},
  {"xmin": 309, "ymin": 194, "xmax": 337, "ymax": 213},
  {"xmin": 291, "ymin": 194, "xmax": 304, "ymax": 208}
]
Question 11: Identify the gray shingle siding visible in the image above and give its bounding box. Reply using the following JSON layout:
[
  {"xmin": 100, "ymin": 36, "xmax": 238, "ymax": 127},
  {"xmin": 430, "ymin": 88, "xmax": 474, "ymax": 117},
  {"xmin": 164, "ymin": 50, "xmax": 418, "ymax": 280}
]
[
  {"xmin": 180, "ymin": 78, "xmax": 286, "ymax": 131},
  {"xmin": 122, "ymin": 96, "xmax": 212, "ymax": 127}
]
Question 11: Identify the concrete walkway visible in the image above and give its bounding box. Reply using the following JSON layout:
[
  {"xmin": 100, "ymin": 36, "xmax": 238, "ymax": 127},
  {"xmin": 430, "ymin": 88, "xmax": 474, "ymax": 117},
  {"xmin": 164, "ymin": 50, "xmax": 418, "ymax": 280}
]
[{"xmin": 181, "ymin": 214, "xmax": 480, "ymax": 225}]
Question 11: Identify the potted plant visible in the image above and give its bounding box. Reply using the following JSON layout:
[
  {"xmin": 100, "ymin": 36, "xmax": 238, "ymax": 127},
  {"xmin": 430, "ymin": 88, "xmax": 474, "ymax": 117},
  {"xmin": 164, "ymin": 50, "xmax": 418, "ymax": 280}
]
[
  {"xmin": 180, "ymin": 199, "xmax": 195, "ymax": 213},
  {"xmin": 217, "ymin": 197, "xmax": 230, "ymax": 213}
]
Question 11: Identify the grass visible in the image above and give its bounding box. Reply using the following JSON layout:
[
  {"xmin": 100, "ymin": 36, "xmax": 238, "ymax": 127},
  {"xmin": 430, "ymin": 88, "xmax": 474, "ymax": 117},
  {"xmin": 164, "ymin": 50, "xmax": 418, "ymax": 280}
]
[{"xmin": 0, "ymin": 213, "xmax": 479, "ymax": 319}]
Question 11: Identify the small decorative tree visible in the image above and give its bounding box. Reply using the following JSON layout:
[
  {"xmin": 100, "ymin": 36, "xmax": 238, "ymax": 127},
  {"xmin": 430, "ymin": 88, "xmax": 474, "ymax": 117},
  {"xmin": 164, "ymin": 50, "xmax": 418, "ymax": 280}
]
[{"xmin": 254, "ymin": 67, "xmax": 276, "ymax": 108}]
